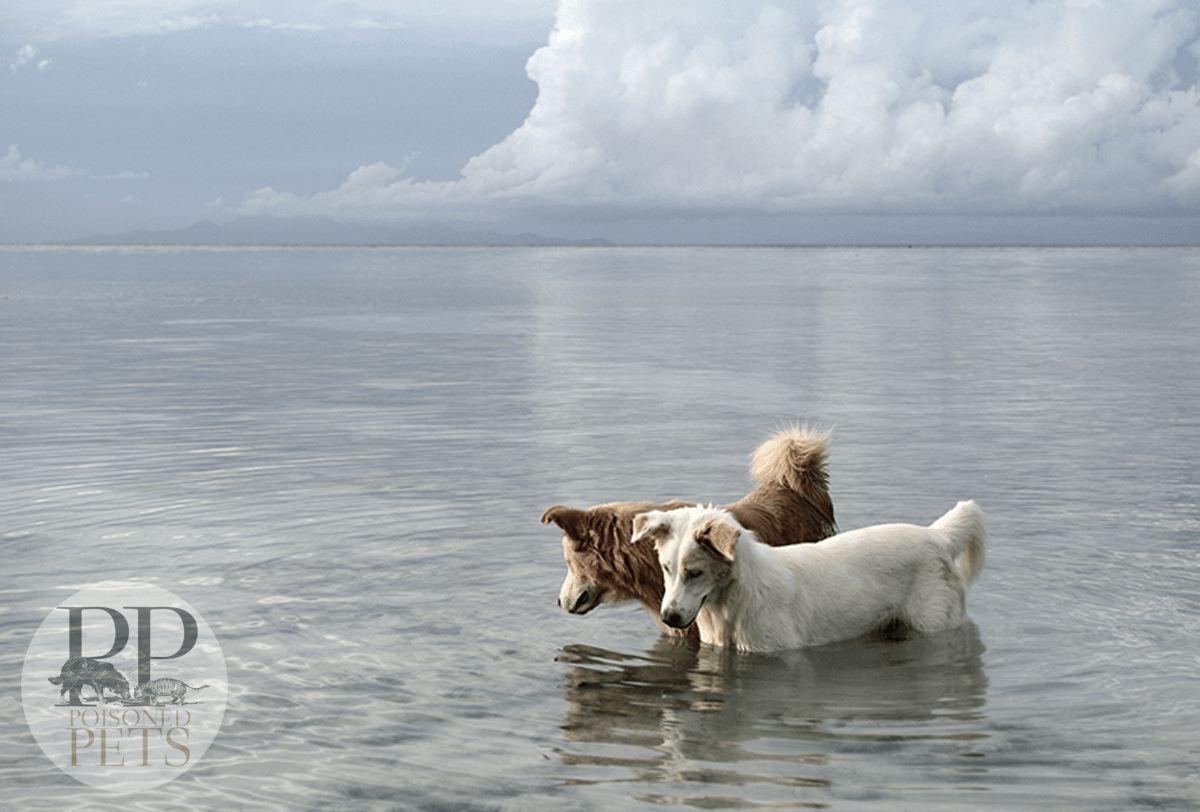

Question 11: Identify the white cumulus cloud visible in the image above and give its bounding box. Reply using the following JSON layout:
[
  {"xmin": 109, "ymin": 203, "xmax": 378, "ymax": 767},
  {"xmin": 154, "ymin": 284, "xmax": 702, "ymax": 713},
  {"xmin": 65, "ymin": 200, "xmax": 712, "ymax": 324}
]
[
  {"xmin": 0, "ymin": 145, "xmax": 150, "ymax": 182},
  {"xmin": 0, "ymin": 145, "xmax": 75, "ymax": 181},
  {"xmin": 238, "ymin": 0, "xmax": 1200, "ymax": 221},
  {"xmin": 9, "ymin": 43, "xmax": 49, "ymax": 72}
]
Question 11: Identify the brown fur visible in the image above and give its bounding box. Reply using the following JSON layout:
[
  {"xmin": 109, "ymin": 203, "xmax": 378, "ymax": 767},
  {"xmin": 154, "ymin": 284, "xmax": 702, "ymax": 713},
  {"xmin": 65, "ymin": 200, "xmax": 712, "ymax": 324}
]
[
  {"xmin": 694, "ymin": 515, "xmax": 739, "ymax": 563},
  {"xmin": 542, "ymin": 426, "xmax": 837, "ymax": 642},
  {"xmin": 544, "ymin": 500, "xmax": 693, "ymax": 614}
]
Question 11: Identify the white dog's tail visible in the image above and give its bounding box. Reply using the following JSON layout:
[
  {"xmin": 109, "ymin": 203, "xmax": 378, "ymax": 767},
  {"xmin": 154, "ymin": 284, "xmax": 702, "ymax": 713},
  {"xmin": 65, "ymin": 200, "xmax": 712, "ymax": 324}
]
[{"xmin": 931, "ymin": 500, "xmax": 987, "ymax": 587}]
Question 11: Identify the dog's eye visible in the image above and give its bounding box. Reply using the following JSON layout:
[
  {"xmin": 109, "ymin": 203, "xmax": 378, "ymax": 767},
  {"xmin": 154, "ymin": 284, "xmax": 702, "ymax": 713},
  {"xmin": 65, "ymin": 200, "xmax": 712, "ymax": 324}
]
[{"xmin": 684, "ymin": 569, "xmax": 701, "ymax": 580}]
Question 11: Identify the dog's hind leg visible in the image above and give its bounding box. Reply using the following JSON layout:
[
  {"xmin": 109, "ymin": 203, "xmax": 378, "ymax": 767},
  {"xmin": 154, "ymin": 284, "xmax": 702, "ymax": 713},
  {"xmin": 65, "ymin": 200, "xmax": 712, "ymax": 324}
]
[{"xmin": 901, "ymin": 558, "xmax": 969, "ymax": 634}]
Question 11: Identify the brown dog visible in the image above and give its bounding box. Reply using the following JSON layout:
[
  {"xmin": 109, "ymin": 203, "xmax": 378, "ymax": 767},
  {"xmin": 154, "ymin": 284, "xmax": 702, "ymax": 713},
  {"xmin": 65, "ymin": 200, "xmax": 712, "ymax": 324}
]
[{"xmin": 542, "ymin": 427, "xmax": 837, "ymax": 642}]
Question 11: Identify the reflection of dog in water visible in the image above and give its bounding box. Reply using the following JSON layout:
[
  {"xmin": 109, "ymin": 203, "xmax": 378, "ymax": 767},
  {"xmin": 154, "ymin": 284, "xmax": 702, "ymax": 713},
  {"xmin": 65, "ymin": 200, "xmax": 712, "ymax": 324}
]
[
  {"xmin": 133, "ymin": 678, "xmax": 208, "ymax": 705},
  {"xmin": 48, "ymin": 657, "xmax": 131, "ymax": 704},
  {"xmin": 557, "ymin": 623, "xmax": 989, "ymax": 786}
]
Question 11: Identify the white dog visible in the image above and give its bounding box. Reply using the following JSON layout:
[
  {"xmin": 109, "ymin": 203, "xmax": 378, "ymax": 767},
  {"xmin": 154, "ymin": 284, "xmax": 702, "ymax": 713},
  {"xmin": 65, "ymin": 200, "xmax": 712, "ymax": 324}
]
[{"xmin": 630, "ymin": 501, "xmax": 986, "ymax": 652}]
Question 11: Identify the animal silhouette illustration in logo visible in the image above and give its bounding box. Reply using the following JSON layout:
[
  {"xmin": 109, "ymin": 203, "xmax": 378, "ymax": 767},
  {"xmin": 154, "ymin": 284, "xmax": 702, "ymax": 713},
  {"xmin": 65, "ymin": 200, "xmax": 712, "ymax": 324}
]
[
  {"xmin": 133, "ymin": 677, "xmax": 209, "ymax": 706},
  {"xmin": 47, "ymin": 657, "xmax": 131, "ymax": 704}
]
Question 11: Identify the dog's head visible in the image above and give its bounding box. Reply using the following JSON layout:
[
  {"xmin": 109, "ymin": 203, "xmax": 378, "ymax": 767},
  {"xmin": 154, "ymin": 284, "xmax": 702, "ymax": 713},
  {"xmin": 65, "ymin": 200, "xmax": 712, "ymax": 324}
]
[
  {"xmin": 542, "ymin": 505, "xmax": 607, "ymax": 614},
  {"xmin": 631, "ymin": 506, "xmax": 739, "ymax": 630},
  {"xmin": 542, "ymin": 501, "xmax": 690, "ymax": 615}
]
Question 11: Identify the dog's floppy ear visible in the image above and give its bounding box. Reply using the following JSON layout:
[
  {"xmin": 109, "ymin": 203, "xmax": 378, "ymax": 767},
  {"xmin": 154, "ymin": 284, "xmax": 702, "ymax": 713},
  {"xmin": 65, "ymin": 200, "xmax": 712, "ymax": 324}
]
[
  {"xmin": 541, "ymin": 506, "xmax": 590, "ymax": 541},
  {"xmin": 631, "ymin": 511, "xmax": 671, "ymax": 546},
  {"xmin": 695, "ymin": 516, "xmax": 738, "ymax": 563}
]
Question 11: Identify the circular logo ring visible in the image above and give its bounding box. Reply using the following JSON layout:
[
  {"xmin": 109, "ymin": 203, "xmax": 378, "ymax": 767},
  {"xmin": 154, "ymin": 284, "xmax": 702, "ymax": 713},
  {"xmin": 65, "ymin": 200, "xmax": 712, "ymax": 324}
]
[{"xmin": 21, "ymin": 582, "xmax": 227, "ymax": 792}]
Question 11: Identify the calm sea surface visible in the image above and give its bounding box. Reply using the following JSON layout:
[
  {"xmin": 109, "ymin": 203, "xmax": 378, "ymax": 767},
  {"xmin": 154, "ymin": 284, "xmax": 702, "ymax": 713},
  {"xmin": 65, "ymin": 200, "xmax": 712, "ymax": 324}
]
[{"xmin": 1, "ymin": 245, "xmax": 1198, "ymax": 810}]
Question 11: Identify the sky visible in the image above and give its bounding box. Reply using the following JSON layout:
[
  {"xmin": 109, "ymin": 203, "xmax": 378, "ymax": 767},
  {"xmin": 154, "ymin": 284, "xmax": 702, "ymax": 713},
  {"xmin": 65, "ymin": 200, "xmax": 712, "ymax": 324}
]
[{"xmin": 3, "ymin": 0, "xmax": 1200, "ymax": 244}]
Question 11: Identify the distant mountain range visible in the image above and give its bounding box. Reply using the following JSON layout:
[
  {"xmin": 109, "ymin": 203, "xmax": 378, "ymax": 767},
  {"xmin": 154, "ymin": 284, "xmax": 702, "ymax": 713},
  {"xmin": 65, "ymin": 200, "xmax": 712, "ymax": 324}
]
[{"xmin": 72, "ymin": 216, "xmax": 612, "ymax": 246}]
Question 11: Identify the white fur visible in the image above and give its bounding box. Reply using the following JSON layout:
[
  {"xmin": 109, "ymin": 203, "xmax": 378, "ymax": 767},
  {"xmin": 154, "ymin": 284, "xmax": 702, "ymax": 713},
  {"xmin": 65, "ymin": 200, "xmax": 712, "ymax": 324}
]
[{"xmin": 631, "ymin": 501, "xmax": 986, "ymax": 652}]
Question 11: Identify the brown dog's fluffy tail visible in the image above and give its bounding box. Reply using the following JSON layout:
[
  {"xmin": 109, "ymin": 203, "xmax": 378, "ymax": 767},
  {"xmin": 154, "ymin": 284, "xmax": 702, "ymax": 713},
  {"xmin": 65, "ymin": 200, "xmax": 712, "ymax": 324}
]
[
  {"xmin": 728, "ymin": 426, "xmax": 837, "ymax": 545},
  {"xmin": 750, "ymin": 425, "xmax": 831, "ymax": 497}
]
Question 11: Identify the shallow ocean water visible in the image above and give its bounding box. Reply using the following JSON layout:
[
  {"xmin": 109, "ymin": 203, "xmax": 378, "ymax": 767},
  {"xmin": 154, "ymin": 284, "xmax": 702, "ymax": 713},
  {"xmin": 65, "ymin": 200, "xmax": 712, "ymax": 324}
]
[{"xmin": 1, "ymin": 244, "xmax": 1198, "ymax": 810}]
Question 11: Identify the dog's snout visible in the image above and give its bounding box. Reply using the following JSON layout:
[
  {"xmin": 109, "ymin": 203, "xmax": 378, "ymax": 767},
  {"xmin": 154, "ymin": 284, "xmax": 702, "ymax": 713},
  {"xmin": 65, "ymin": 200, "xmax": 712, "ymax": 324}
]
[
  {"xmin": 560, "ymin": 574, "xmax": 601, "ymax": 615},
  {"xmin": 661, "ymin": 609, "xmax": 687, "ymax": 629},
  {"xmin": 562, "ymin": 584, "xmax": 598, "ymax": 615}
]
